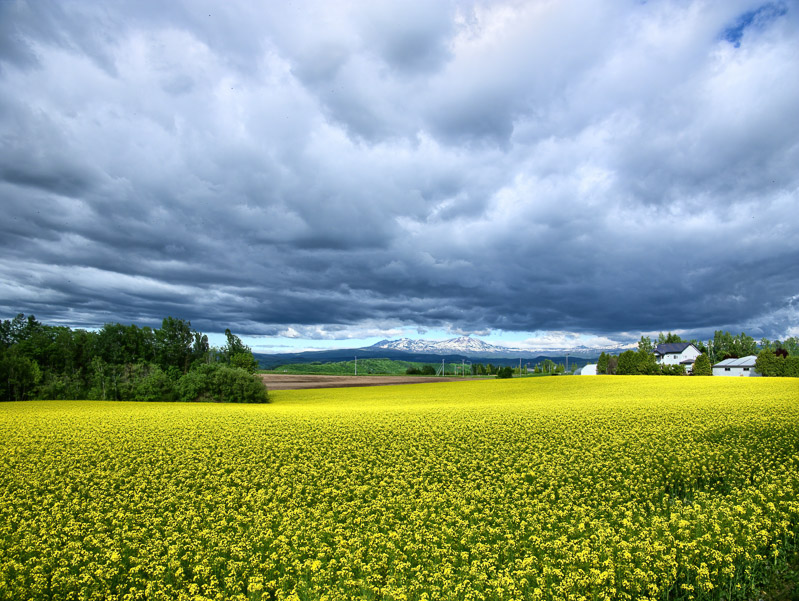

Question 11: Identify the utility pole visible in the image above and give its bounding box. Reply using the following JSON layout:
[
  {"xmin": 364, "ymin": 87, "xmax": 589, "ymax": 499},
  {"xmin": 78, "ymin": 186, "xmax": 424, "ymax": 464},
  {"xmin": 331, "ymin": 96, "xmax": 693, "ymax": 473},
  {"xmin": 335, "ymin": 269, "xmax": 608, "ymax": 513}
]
[
  {"xmin": 565, "ymin": 353, "xmax": 569, "ymax": 373},
  {"xmin": 355, "ymin": 356, "xmax": 357, "ymax": 376},
  {"xmin": 462, "ymin": 359, "xmax": 465, "ymax": 377},
  {"xmin": 519, "ymin": 358, "xmax": 522, "ymax": 376}
]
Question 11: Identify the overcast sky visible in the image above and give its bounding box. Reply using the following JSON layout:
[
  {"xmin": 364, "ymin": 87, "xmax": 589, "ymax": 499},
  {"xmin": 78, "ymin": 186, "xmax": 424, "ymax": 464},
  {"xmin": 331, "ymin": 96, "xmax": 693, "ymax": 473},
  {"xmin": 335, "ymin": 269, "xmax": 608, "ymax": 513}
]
[{"xmin": 1, "ymin": 0, "xmax": 797, "ymax": 352}]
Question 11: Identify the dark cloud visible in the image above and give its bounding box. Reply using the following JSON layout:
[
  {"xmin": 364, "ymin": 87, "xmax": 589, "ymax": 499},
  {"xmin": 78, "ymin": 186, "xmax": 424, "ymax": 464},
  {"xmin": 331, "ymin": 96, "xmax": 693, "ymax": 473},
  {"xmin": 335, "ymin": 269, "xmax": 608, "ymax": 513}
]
[{"xmin": 1, "ymin": 0, "xmax": 798, "ymax": 344}]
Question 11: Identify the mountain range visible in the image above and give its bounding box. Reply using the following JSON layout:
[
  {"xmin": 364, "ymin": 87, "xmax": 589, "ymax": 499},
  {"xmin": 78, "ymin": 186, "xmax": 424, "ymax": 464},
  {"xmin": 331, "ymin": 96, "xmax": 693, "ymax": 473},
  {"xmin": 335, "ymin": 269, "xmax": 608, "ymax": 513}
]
[
  {"xmin": 367, "ymin": 336, "xmax": 634, "ymax": 358},
  {"xmin": 255, "ymin": 336, "xmax": 635, "ymax": 370}
]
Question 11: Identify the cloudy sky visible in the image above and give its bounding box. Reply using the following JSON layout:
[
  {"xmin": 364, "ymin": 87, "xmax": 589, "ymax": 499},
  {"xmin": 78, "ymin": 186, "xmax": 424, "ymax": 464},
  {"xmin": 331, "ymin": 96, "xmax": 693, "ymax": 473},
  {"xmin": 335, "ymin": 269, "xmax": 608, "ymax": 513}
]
[{"xmin": 1, "ymin": 0, "xmax": 797, "ymax": 352}]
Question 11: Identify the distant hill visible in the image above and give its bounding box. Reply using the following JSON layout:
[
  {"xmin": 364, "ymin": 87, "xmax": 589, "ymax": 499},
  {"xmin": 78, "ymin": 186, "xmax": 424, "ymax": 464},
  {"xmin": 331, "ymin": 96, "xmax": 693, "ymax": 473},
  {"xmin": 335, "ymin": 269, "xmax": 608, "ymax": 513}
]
[
  {"xmin": 254, "ymin": 348, "xmax": 471, "ymax": 370},
  {"xmin": 254, "ymin": 346, "xmax": 596, "ymax": 370}
]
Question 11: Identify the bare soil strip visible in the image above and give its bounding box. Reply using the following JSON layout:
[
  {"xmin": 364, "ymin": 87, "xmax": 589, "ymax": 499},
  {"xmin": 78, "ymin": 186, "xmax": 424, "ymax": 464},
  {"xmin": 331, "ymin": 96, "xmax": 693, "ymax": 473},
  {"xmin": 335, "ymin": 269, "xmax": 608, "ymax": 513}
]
[{"xmin": 258, "ymin": 374, "xmax": 475, "ymax": 390}]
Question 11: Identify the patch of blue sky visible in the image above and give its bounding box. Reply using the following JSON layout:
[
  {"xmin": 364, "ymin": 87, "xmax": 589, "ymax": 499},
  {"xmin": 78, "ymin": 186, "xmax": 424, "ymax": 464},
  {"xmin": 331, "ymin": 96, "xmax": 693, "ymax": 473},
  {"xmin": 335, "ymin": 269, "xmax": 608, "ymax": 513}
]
[{"xmin": 721, "ymin": 2, "xmax": 789, "ymax": 47}]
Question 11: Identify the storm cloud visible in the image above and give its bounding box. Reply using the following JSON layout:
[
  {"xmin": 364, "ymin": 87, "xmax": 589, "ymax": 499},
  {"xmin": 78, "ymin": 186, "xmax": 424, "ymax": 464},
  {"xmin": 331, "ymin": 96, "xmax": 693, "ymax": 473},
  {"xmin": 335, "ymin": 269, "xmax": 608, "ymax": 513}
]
[{"xmin": 1, "ymin": 0, "xmax": 798, "ymax": 344}]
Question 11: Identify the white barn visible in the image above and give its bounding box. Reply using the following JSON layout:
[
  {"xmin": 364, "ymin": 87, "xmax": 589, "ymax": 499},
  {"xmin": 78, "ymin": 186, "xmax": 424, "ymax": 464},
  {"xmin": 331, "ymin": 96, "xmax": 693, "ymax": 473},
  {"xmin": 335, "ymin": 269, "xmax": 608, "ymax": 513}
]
[
  {"xmin": 577, "ymin": 364, "xmax": 597, "ymax": 375},
  {"xmin": 653, "ymin": 343, "xmax": 702, "ymax": 373},
  {"xmin": 712, "ymin": 356, "xmax": 761, "ymax": 377}
]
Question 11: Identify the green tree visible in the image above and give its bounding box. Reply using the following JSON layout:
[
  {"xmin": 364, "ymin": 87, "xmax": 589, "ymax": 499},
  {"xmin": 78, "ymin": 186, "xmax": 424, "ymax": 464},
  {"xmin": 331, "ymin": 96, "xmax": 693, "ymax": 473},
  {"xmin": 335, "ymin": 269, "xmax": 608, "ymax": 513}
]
[
  {"xmin": 596, "ymin": 352, "xmax": 608, "ymax": 375},
  {"xmin": 637, "ymin": 336, "xmax": 654, "ymax": 354},
  {"xmin": 782, "ymin": 337, "xmax": 799, "ymax": 356},
  {"xmin": 118, "ymin": 363, "xmax": 176, "ymax": 402},
  {"xmin": 222, "ymin": 329, "xmax": 259, "ymax": 373},
  {"xmin": 636, "ymin": 349, "xmax": 659, "ymax": 375},
  {"xmin": 692, "ymin": 353, "xmax": 712, "ymax": 376},
  {"xmin": 617, "ymin": 350, "xmax": 640, "ymax": 375},
  {"xmin": 707, "ymin": 330, "xmax": 757, "ymax": 362},
  {"xmin": 230, "ymin": 352, "xmax": 259, "ymax": 373},
  {"xmin": 496, "ymin": 366, "xmax": 513, "ymax": 379},
  {"xmin": 755, "ymin": 349, "xmax": 782, "ymax": 377},
  {"xmin": 0, "ymin": 349, "xmax": 42, "ymax": 401},
  {"xmin": 155, "ymin": 317, "xmax": 195, "ymax": 374},
  {"xmin": 689, "ymin": 339, "xmax": 708, "ymax": 355},
  {"xmin": 657, "ymin": 332, "xmax": 684, "ymax": 344},
  {"xmin": 192, "ymin": 331, "xmax": 210, "ymax": 365},
  {"xmin": 88, "ymin": 357, "xmax": 122, "ymax": 401},
  {"xmin": 540, "ymin": 359, "xmax": 556, "ymax": 374},
  {"xmin": 92, "ymin": 323, "xmax": 155, "ymax": 366}
]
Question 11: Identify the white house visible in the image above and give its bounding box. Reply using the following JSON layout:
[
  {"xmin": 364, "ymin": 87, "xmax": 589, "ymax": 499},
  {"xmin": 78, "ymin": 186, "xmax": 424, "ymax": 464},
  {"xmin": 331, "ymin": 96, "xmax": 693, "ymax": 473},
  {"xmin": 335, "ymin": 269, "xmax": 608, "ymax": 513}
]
[
  {"xmin": 653, "ymin": 343, "xmax": 702, "ymax": 373},
  {"xmin": 577, "ymin": 364, "xmax": 597, "ymax": 375},
  {"xmin": 712, "ymin": 356, "xmax": 761, "ymax": 377}
]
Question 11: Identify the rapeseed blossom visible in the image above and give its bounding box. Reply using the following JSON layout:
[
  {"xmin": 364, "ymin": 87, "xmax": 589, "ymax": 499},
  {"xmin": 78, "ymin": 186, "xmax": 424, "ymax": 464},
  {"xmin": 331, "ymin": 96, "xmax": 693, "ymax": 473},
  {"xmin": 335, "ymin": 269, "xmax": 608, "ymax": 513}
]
[{"xmin": 0, "ymin": 376, "xmax": 797, "ymax": 600}]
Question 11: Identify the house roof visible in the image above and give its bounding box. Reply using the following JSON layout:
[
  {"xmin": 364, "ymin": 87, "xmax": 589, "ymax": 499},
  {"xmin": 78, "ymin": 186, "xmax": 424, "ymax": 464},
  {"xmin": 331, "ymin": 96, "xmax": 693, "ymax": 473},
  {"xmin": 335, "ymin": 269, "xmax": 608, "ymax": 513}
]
[
  {"xmin": 713, "ymin": 355, "xmax": 758, "ymax": 368},
  {"xmin": 654, "ymin": 342, "xmax": 694, "ymax": 355}
]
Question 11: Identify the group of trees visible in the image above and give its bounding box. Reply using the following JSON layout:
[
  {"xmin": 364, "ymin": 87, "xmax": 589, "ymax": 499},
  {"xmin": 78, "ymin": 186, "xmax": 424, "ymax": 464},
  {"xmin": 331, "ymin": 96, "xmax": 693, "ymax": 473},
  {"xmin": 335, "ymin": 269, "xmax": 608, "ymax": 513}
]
[
  {"xmin": 597, "ymin": 348, "xmax": 686, "ymax": 376},
  {"xmin": 595, "ymin": 331, "xmax": 799, "ymax": 377},
  {"xmin": 755, "ymin": 348, "xmax": 799, "ymax": 377},
  {"xmin": 0, "ymin": 314, "xmax": 268, "ymax": 403},
  {"xmin": 405, "ymin": 363, "xmax": 520, "ymax": 378},
  {"xmin": 405, "ymin": 365, "xmax": 437, "ymax": 376},
  {"xmin": 472, "ymin": 363, "xmax": 520, "ymax": 376},
  {"xmin": 531, "ymin": 359, "xmax": 567, "ymax": 375}
]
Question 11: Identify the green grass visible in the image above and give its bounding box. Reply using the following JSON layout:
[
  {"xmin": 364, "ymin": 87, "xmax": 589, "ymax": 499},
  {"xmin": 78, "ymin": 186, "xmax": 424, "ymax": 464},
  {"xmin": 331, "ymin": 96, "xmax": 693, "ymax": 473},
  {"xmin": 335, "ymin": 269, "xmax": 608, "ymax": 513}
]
[{"xmin": 263, "ymin": 358, "xmax": 430, "ymax": 375}]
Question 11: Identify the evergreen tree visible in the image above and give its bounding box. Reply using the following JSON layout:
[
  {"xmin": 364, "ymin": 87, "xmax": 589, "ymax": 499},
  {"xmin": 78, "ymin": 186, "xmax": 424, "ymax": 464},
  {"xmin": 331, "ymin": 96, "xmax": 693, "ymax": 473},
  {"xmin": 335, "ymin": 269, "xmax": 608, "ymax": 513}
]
[
  {"xmin": 597, "ymin": 352, "xmax": 609, "ymax": 375},
  {"xmin": 692, "ymin": 353, "xmax": 711, "ymax": 376}
]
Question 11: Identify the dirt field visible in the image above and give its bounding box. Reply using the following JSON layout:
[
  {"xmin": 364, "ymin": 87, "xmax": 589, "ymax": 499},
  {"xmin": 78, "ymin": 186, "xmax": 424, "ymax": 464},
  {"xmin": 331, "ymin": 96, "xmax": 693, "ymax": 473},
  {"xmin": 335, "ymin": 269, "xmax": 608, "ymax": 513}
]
[{"xmin": 258, "ymin": 374, "xmax": 475, "ymax": 390}]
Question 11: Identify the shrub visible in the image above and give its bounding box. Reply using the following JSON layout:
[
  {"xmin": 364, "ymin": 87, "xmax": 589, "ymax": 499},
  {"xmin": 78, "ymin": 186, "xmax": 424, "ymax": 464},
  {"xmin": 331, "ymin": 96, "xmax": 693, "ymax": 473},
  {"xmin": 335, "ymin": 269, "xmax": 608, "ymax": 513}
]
[
  {"xmin": 230, "ymin": 352, "xmax": 260, "ymax": 374},
  {"xmin": 661, "ymin": 364, "xmax": 687, "ymax": 376},
  {"xmin": 496, "ymin": 366, "xmax": 514, "ymax": 379},
  {"xmin": 125, "ymin": 363, "xmax": 177, "ymax": 402},
  {"xmin": 406, "ymin": 366, "xmax": 421, "ymax": 375},
  {"xmin": 176, "ymin": 363, "xmax": 268, "ymax": 403}
]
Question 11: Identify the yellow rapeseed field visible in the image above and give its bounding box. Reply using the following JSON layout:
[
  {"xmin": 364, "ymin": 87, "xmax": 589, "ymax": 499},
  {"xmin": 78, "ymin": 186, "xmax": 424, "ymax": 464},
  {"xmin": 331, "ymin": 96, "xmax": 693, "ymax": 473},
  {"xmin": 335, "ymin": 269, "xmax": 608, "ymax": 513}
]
[{"xmin": 0, "ymin": 376, "xmax": 797, "ymax": 600}]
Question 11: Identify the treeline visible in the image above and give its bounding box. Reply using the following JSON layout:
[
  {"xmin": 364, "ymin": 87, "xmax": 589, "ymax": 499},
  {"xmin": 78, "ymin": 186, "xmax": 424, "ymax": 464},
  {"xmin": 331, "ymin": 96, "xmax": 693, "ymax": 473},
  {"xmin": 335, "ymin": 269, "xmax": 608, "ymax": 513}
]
[
  {"xmin": 0, "ymin": 314, "xmax": 268, "ymax": 403},
  {"xmin": 596, "ymin": 331, "xmax": 799, "ymax": 376},
  {"xmin": 406, "ymin": 363, "xmax": 521, "ymax": 377},
  {"xmin": 530, "ymin": 359, "xmax": 570, "ymax": 375}
]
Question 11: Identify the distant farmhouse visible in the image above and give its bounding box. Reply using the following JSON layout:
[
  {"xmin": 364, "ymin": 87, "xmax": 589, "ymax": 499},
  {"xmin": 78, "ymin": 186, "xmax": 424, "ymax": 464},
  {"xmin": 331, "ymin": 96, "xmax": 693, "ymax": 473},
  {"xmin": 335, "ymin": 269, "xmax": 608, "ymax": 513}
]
[
  {"xmin": 653, "ymin": 342, "xmax": 701, "ymax": 374},
  {"xmin": 712, "ymin": 356, "xmax": 760, "ymax": 377},
  {"xmin": 577, "ymin": 364, "xmax": 597, "ymax": 375}
]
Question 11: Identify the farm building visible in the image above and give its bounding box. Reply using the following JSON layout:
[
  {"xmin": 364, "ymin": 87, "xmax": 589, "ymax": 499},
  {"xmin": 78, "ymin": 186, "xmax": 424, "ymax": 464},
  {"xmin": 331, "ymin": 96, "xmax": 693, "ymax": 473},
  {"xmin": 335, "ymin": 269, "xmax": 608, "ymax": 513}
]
[
  {"xmin": 712, "ymin": 356, "xmax": 761, "ymax": 377},
  {"xmin": 577, "ymin": 364, "xmax": 597, "ymax": 375},
  {"xmin": 653, "ymin": 342, "xmax": 701, "ymax": 373}
]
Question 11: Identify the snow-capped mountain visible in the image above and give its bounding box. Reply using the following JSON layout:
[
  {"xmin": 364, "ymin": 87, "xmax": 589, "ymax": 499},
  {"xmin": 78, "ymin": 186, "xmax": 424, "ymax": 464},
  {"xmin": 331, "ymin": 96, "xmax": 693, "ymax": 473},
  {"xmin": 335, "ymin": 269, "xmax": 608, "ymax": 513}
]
[
  {"xmin": 367, "ymin": 336, "xmax": 636, "ymax": 358},
  {"xmin": 369, "ymin": 336, "xmax": 505, "ymax": 355}
]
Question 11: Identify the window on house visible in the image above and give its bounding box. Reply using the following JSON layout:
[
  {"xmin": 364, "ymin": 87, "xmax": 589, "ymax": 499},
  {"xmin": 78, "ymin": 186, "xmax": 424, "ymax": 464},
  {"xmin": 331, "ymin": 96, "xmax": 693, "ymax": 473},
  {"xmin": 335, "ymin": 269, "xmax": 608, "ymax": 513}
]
[
  {"xmin": 724, "ymin": 367, "xmax": 731, "ymax": 371},
  {"xmin": 743, "ymin": 367, "xmax": 749, "ymax": 371}
]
